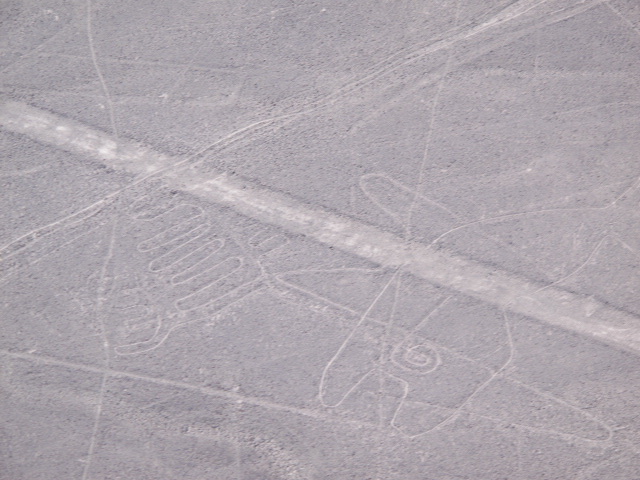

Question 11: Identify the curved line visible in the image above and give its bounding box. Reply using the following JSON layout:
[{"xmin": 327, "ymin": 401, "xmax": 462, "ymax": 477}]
[
  {"xmin": 427, "ymin": 177, "xmax": 640, "ymax": 249},
  {"xmin": 319, "ymin": 268, "xmax": 401, "ymax": 406},
  {"xmin": 86, "ymin": 0, "xmax": 118, "ymax": 140},
  {"xmin": 396, "ymin": 310, "xmax": 515, "ymax": 438},
  {"xmin": 535, "ymin": 235, "xmax": 609, "ymax": 293}
]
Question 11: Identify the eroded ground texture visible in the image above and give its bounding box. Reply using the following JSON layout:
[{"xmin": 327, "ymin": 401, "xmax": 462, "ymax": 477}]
[{"xmin": 1, "ymin": 0, "xmax": 640, "ymax": 479}]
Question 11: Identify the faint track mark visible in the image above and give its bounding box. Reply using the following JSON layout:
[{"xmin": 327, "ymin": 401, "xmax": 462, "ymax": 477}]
[
  {"xmin": 0, "ymin": 348, "xmax": 381, "ymax": 432},
  {"xmin": 86, "ymin": 0, "xmax": 118, "ymax": 140}
]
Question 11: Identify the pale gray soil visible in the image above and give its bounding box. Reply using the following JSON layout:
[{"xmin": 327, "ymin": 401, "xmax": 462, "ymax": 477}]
[{"xmin": 1, "ymin": 1, "xmax": 640, "ymax": 479}]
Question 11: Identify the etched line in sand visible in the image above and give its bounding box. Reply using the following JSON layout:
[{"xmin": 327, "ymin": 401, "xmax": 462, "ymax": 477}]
[{"xmin": 2, "ymin": 99, "xmax": 640, "ymax": 355}]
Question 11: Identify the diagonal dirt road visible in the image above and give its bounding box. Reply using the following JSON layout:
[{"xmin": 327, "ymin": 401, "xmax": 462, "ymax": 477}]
[{"xmin": 2, "ymin": 98, "xmax": 640, "ymax": 356}]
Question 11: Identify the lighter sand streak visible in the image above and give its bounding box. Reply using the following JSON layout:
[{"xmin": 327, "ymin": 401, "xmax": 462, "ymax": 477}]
[{"xmin": 2, "ymin": 99, "xmax": 640, "ymax": 354}]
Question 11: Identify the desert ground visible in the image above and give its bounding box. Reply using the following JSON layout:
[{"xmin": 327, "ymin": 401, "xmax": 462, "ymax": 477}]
[{"xmin": 1, "ymin": 0, "xmax": 640, "ymax": 478}]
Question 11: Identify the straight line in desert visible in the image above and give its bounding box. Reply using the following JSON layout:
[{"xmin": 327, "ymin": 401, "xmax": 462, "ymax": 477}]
[{"xmin": 2, "ymin": 99, "xmax": 640, "ymax": 355}]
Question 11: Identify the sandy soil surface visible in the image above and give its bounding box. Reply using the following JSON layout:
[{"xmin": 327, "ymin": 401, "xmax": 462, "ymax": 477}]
[{"xmin": 1, "ymin": 1, "xmax": 640, "ymax": 478}]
